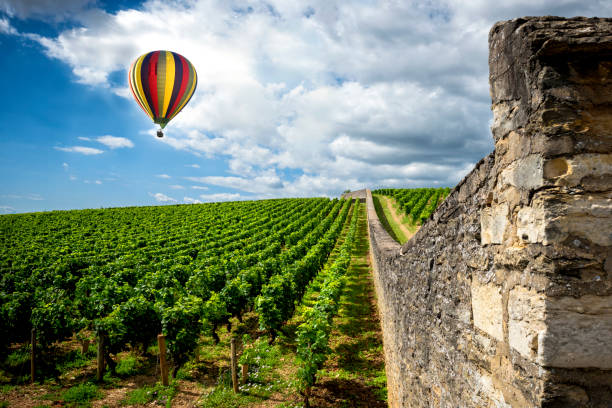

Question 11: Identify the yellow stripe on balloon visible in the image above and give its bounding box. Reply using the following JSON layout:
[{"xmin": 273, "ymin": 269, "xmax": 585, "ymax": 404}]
[
  {"xmin": 169, "ymin": 63, "xmax": 197, "ymax": 121},
  {"xmin": 134, "ymin": 54, "xmax": 154, "ymax": 120},
  {"xmin": 128, "ymin": 62, "xmax": 146, "ymax": 113},
  {"xmin": 162, "ymin": 51, "xmax": 175, "ymax": 117},
  {"xmin": 131, "ymin": 56, "xmax": 145, "ymax": 112}
]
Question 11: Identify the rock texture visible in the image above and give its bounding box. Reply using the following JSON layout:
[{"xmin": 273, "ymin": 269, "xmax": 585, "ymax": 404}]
[
  {"xmin": 368, "ymin": 16, "xmax": 612, "ymax": 408},
  {"xmin": 341, "ymin": 189, "xmax": 367, "ymax": 202}
]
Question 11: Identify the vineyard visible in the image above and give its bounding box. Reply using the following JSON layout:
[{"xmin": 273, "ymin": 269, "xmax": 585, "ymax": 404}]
[
  {"xmin": 373, "ymin": 188, "xmax": 450, "ymax": 225},
  {"xmin": 0, "ymin": 197, "xmax": 385, "ymax": 406}
]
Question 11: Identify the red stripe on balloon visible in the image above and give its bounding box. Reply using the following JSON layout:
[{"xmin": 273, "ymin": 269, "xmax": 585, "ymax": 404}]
[
  {"xmin": 167, "ymin": 54, "xmax": 189, "ymax": 118},
  {"xmin": 148, "ymin": 51, "xmax": 160, "ymax": 117}
]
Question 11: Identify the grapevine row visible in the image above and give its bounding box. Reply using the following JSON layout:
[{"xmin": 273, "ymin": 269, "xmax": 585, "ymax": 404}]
[
  {"xmin": 0, "ymin": 198, "xmax": 351, "ymax": 376},
  {"xmin": 295, "ymin": 200, "xmax": 360, "ymax": 406},
  {"xmin": 255, "ymin": 199, "xmax": 353, "ymax": 340},
  {"xmin": 373, "ymin": 187, "xmax": 450, "ymax": 224}
]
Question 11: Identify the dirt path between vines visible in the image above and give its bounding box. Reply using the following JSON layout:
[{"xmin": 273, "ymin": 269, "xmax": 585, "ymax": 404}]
[{"xmin": 382, "ymin": 195, "xmax": 416, "ymax": 242}]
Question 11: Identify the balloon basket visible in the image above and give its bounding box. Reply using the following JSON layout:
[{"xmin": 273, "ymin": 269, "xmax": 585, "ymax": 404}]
[{"xmin": 157, "ymin": 130, "xmax": 164, "ymax": 138}]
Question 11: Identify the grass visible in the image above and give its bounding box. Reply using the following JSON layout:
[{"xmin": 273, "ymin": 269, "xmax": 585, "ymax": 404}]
[
  {"xmin": 372, "ymin": 194, "xmax": 419, "ymax": 244},
  {"xmin": 42, "ymin": 382, "xmax": 102, "ymax": 408},
  {"xmin": 0, "ymin": 385, "xmax": 15, "ymax": 395},
  {"xmin": 5, "ymin": 348, "xmax": 30, "ymax": 368},
  {"xmin": 199, "ymin": 334, "xmax": 289, "ymax": 407},
  {"xmin": 1, "ymin": 340, "xmax": 97, "ymax": 386},
  {"xmin": 313, "ymin": 204, "xmax": 387, "ymax": 405},
  {"xmin": 122, "ymin": 381, "xmax": 179, "ymax": 407},
  {"xmin": 115, "ymin": 354, "xmax": 145, "ymax": 377},
  {"xmin": 41, "ymin": 382, "xmax": 102, "ymax": 407},
  {"xmin": 201, "ymin": 387, "xmax": 262, "ymax": 408},
  {"xmin": 372, "ymin": 193, "xmax": 405, "ymax": 242},
  {"xmin": 56, "ymin": 349, "xmax": 94, "ymax": 373}
]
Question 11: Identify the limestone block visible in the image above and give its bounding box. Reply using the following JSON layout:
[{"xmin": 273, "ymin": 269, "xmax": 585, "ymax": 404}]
[
  {"xmin": 481, "ymin": 204, "xmax": 509, "ymax": 245},
  {"xmin": 471, "ymin": 281, "xmax": 504, "ymax": 341},
  {"xmin": 538, "ymin": 295, "xmax": 612, "ymax": 368},
  {"xmin": 494, "ymin": 186, "xmax": 521, "ymax": 210},
  {"xmin": 517, "ymin": 205, "xmax": 546, "ymax": 244},
  {"xmin": 499, "ymin": 155, "xmax": 544, "ymax": 190},
  {"xmin": 508, "ymin": 286, "xmax": 546, "ymax": 360}
]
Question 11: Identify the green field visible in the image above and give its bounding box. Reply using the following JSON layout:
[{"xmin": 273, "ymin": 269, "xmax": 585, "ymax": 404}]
[{"xmin": 0, "ymin": 198, "xmax": 386, "ymax": 407}]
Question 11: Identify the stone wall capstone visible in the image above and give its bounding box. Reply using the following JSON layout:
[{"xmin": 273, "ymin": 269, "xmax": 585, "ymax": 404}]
[{"xmin": 367, "ymin": 16, "xmax": 612, "ymax": 408}]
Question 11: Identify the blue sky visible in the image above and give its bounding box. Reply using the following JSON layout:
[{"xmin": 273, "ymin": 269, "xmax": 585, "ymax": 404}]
[{"xmin": 0, "ymin": 0, "xmax": 610, "ymax": 213}]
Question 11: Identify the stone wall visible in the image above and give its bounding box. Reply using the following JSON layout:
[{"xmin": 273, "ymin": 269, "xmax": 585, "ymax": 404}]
[
  {"xmin": 341, "ymin": 189, "xmax": 367, "ymax": 202},
  {"xmin": 367, "ymin": 17, "xmax": 612, "ymax": 408}
]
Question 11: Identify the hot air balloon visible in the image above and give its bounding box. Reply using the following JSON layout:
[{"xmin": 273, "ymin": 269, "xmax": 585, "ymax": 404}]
[{"xmin": 128, "ymin": 50, "xmax": 197, "ymax": 137}]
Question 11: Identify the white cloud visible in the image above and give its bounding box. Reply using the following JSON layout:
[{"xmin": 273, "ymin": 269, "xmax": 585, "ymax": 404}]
[
  {"xmin": 183, "ymin": 196, "xmax": 202, "ymax": 204},
  {"xmin": 62, "ymin": 162, "xmax": 69, "ymax": 170},
  {"xmin": 149, "ymin": 192, "xmax": 177, "ymax": 203},
  {"xmin": 78, "ymin": 136, "xmax": 92, "ymax": 141},
  {"xmin": 69, "ymin": 175, "xmax": 77, "ymax": 181},
  {"xmin": 95, "ymin": 180, "xmax": 102, "ymax": 184},
  {"xmin": 23, "ymin": 0, "xmax": 612, "ymax": 198},
  {"xmin": 55, "ymin": 146, "xmax": 104, "ymax": 155},
  {"xmin": 111, "ymin": 86, "xmax": 131, "ymax": 98},
  {"xmin": 185, "ymin": 164, "xmax": 200, "ymax": 168},
  {"xmin": 187, "ymin": 168, "xmax": 284, "ymax": 194},
  {"xmin": 169, "ymin": 185, "xmax": 184, "ymax": 189},
  {"xmin": 156, "ymin": 174, "xmax": 171, "ymax": 179},
  {"xmin": 0, "ymin": 17, "xmax": 17, "ymax": 34},
  {"xmin": 191, "ymin": 185, "xmax": 208, "ymax": 190},
  {"xmin": 96, "ymin": 135, "xmax": 134, "ymax": 149},
  {"xmin": 198, "ymin": 193, "xmax": 244, "ymax": 203}
]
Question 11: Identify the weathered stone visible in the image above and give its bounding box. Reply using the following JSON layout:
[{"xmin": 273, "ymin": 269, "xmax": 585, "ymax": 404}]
[
  {"xmin": 538, "ymin": 295, "xmax": 612, "ymax": 369},
  {"xmin": 549, "ymin": 194, "xmax": 612, "ymax": 247},
  {"xmin": 481, "ymin": 204, "xmax": 508, "ymax": 245},
  {"xmin": 517, "ymin": 205, "xmax": 546, "ymax": 244},
  {"xmin": 499, "ymin": 155, "xmax": 544, "ymax": 191},
  {"xmin": 508, "ymin": 287, "xmax": 546, "ymax": 360},
  {"xmin": 548, "ymin": 153, "xmax": 612, "ymax": 187},
  {"xmin": 472, "ymin": 282, "xmax": 504, "ymax": 341},
  {"xmin": 543, "ymin": 157, "xmax": 569, "ymax": 179}
]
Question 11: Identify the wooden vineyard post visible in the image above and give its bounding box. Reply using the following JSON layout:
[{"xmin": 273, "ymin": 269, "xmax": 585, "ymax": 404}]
[
  {"xmin": 241, "ymin": 363, "xmax": 248, "ymax": 384},
  {"xmin": 96, "ymin": 334, "xmax": 105, "ymax": 382},
  {"xmin": 30, "ymin": 329, "xmax": 35, "ymax": 384},
  {"xmin": 158, "ymin": 334, "xmax": 169, "ymax": 386},
  {"xmin": 82, "ymin": 339, "xmax": 90, "ymax": 355},
  {"xmin": 230, "ymin": 337, "xmax": 238, "ymax": 393}
]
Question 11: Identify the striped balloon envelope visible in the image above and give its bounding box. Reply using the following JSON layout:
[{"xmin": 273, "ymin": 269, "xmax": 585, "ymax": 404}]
[{"xmin": 128, "ymin": 50, "xmax": 197, "ymax": 136}]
